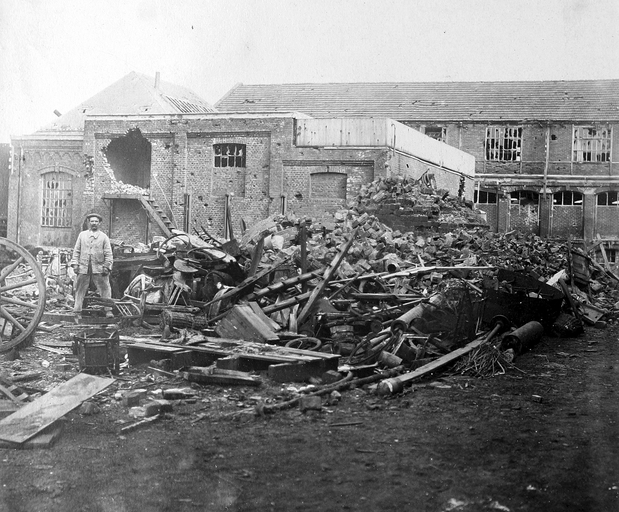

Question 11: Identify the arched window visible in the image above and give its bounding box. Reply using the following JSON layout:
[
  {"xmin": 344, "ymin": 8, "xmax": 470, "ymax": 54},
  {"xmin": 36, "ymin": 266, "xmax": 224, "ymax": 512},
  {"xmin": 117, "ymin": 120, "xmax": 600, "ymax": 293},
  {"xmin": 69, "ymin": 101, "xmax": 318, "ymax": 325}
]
[
  {"xmin": 41, "ymin": 171, "xmax": 73, "ymax": 227},
  {"xmin": 597, "ymin": 191, "xmax": 619, "ymax": 206},
  {"xmin": 553, "ymin": 191, "xmax": 583, "ymax": 206},
  {"xmin": 510, "ymin": 190, "xmax": 539, "ymax": 206}
]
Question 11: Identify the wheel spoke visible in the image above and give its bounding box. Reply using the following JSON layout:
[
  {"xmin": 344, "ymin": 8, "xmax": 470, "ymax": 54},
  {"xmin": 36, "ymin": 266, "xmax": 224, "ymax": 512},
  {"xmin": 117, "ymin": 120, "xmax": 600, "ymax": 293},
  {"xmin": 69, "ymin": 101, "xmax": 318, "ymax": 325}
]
[
  {"xmin": 0, "ymin": 306, "xmax": 26, "ymax": 333},
  {"xmin": 0, "ymin": 257, "xmax": 25, "ymax": 282},
  {"xmin": 0, "ymin": 277, "xmax": 39, "ymax": 294},
  {"xmin": 0, "ymin": 295, "xmax": 39, "ymax": 309},
  {"xmin": 0, "ymin": 238, "xmax": 46, "ymax": 351}
]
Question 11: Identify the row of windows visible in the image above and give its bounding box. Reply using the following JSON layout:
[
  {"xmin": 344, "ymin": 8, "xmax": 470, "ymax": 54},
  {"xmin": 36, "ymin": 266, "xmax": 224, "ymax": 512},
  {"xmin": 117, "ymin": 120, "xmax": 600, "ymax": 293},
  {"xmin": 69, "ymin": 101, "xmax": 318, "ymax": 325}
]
[
  {"xmin": 424, "ymin": 124, "xmax": 612, "ymax": 163},
  {"xmin": 425, "ymin": 124, "xmax": 614, "ymax": 163},
  {"xmin": 212, "ymin": 129, "xmax": 613, "ymax": 166},
  {"xmin": 485, "ymin": 125, "xmax": 612, "ymax": 162},
  {"xmin": 476, "ymin": 190, "xmax": 619, "ymax": 206},
  {"xmin": 187, "ymin": 129, "xmax": 614, "ymax": 166},
  {"xmin": 214, "ymin": 132, "xmax": 612, "ymax": 166}
]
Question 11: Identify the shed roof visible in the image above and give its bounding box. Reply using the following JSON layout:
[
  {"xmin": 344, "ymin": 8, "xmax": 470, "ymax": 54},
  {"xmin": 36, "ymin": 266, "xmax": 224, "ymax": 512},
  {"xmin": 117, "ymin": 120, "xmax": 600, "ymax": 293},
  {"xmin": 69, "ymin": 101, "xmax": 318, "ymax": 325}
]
[
  {"xmin": 39, "ymin": 72, "xmax": 216, "ymax": 132},
  {"xmin": 215, "ymin": 80, "xmax": 619, "ymax": 122}
]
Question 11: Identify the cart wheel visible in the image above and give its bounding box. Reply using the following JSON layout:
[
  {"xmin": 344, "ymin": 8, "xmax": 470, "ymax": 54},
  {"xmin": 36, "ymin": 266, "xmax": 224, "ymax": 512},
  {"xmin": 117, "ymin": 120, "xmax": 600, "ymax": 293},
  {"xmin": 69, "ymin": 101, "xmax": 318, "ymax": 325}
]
[
  {"xmin": 0, "ymin": 238, "xmax": 47, "ymax": 352},
  {"xmin": 285, "ymin": 337, "xmax": 322, "ymax": 351}
]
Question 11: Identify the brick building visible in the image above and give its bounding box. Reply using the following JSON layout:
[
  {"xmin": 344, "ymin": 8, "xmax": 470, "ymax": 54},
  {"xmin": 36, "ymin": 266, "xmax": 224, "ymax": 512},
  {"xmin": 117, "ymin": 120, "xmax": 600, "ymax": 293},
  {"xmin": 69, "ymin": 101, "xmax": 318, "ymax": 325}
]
[
  {"xmin": 8, "ymin": 75, "xmax": 475, "ymax": 248},
  {"xmin": 215, "ymin": 80, "xmax": 619, "ymax": 252},
  {"xmin": 8, "ymin": 72, "xmax": 215, "ymax": 247}
]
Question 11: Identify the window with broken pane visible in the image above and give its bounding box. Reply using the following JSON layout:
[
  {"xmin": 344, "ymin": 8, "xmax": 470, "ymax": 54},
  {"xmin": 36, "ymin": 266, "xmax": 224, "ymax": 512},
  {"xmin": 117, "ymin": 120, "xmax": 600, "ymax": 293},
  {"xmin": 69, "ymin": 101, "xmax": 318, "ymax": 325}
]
[
  {"xmin": 485, "ymin": 126, "xmax": 522, "ymax": 161},
  {"xmin": 41, "ymin": 171, "xmax": 73, "ymax": 227},
  {"xmin": 213, "ymin": 143, "xmax": 246, "ymax": 168},
  {"xmin": 596, "ymin": 191, "xmax": 619, "ymax": 206},
  {"xmin": 510, "ymin": 190, "xmax": 539, "ymax": 206},
  {"xmin": 573, "ymin": 126, "xmax": 611, "ymax": 162},
  {"xmin": 423, "ymin": 126, "xmax": 446, "ymax": 142}
]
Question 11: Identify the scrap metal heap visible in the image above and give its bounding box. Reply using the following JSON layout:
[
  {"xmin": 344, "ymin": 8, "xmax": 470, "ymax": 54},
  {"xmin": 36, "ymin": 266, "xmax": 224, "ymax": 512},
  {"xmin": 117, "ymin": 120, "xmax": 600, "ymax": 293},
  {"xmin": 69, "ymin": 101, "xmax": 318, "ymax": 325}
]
[
  {"xmin": 2, "ymin": 175, "xmax": 619, "ymax": 440},
  {"xmin": 92, "ymin": 176, "xmax": 619, "ymax": 388}
]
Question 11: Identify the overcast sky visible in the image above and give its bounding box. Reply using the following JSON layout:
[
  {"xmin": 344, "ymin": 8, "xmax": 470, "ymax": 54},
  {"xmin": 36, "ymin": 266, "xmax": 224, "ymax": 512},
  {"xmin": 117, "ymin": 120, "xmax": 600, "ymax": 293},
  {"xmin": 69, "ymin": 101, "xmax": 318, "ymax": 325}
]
[{"xmin": 1, "ymin": 0, "xmax": 618, "ymax": 142}]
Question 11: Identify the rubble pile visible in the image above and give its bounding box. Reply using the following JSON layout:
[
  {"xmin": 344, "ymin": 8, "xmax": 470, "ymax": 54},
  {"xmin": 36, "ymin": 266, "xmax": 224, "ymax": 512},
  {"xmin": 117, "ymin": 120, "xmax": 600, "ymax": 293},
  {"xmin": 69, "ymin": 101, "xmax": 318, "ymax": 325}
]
[
  {"xmin": 2, "ymin": 178, "xmax": 619, "ymax": 445},
  {"xmin": 354, "ymin": 176, "xmax": 486, "ymax": 226}
]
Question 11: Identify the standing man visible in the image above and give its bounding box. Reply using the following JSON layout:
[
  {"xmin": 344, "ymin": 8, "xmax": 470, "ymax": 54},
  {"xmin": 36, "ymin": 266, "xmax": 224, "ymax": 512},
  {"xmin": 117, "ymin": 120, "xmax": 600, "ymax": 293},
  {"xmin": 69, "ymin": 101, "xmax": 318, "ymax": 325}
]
[{"xmin": 70, "ymin": 212, "xmax": 114, "ymax": 321}]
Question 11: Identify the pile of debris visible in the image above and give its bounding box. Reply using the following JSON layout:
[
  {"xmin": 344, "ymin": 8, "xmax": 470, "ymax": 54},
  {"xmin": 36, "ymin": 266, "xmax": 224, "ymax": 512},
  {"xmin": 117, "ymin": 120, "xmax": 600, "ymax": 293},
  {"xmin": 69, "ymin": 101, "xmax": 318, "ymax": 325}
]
[
  {"xmin": 2, "ymin": 177, "xmax": 619, "ymax": 446},
  {"xmin": 79, "ymin": 180, "xmax": 619, "ymax": 389}
]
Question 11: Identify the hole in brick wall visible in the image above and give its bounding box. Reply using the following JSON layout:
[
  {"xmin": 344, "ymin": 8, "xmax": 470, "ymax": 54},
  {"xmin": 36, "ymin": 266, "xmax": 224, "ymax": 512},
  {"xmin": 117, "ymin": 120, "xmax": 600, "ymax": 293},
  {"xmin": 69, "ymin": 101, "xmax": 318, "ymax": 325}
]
[{"xmin": 103, "ymin": 128, "xmax": 152, "ymax": 189}]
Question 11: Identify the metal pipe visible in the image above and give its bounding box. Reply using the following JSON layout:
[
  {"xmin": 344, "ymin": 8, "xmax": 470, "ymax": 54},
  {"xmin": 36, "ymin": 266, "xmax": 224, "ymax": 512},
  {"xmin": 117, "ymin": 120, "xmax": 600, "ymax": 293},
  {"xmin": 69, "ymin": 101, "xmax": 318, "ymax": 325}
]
[{"xmin": 500, "ymin": 321, "xmax": 544, "ymax": 354}]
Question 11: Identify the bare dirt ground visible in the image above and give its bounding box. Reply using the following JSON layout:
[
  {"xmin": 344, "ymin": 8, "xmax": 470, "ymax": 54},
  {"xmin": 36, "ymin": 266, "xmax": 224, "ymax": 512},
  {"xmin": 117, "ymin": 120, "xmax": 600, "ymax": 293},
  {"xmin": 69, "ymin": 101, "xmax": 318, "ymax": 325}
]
[{"xmin": 0, "ymin": 322, "xmax": 618, "ymax": 512}]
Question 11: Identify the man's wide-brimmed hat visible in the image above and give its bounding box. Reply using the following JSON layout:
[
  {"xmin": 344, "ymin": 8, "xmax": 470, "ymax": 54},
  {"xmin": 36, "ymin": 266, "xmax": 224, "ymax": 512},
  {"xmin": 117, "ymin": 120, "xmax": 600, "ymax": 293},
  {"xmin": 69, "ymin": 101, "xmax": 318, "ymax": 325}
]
[{"xmin": 86, "ymin": 212, "xmax": 103, "ymax": 221}]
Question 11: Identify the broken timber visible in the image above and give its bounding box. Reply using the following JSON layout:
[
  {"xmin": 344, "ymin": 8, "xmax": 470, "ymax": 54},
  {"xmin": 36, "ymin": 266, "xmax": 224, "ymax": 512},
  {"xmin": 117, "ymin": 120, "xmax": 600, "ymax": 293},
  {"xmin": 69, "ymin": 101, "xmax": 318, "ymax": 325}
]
[
  {"xmin": 202, "ymin": 252, "xmax": 294, "ymax": 315},
  {"xmin": 0, "ymin": 373, "xmax": 114, "ymax": 444},
  {"xmin": 215, "ymin": 304, "xmax": 280, "ymax": 343},
  {"xmin": 297, "ymin": 229, "xmax": 358, "ymax": 326},
  {"xmin": 376, "ymin": 329, "xmax": 499, "ymax": 394},
  {"xmin": 124, "ymin": 337, "xmax": 339, "ymax": 374}
]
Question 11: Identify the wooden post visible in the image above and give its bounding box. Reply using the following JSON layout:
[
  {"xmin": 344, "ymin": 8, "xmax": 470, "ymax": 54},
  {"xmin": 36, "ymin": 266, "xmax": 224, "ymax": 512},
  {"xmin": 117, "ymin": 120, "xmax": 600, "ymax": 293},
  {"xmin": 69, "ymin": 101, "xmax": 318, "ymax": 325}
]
[
  {"xmin": 296, "ymin": 229, "xmax": 357, "ymax": 326},
  {"xmin": 300, "ymin": 222, "xmax": 308, "ymax": 293}
]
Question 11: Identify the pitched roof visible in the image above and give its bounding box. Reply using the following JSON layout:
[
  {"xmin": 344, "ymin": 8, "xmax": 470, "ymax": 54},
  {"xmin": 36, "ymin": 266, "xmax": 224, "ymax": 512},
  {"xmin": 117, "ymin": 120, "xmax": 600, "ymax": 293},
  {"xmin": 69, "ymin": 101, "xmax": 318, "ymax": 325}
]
[
  {"xmin": 39, "ymin": 72, "xmax": 216, "ymax": 132},
  {"xmin": 215, "ymin": 80, "xmax": 619, "ymax": 122}
]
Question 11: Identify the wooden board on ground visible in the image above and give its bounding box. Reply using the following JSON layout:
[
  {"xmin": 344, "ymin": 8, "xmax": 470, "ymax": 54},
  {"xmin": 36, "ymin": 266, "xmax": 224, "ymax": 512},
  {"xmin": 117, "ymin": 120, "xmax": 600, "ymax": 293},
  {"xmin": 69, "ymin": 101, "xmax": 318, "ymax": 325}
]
[
  {"xmin": 182, "ymin": 367, "xmax": 262, "ymax": 387},
  {"xmin": 0, "ymin": 373, "xmax": 114, "ymax": 444},
  {"xmin": 0, "ymin": 421, "xmax": 65, "ymax": 449},
  {"xmin": 0, "ymin": 401, "xmax": 20, "ymax": 419}
]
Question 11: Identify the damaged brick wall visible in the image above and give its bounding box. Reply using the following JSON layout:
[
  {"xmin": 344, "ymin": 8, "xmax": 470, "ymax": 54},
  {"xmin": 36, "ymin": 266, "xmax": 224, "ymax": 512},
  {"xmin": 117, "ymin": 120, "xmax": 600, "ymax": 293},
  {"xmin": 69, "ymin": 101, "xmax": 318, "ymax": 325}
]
[
  {"xmin": 81, "ymin": 116, "xmax": 475, "ymax": 245},
  {"xmin": 185, "ymin": 132, "xmax": 272, "ymax": 236}
]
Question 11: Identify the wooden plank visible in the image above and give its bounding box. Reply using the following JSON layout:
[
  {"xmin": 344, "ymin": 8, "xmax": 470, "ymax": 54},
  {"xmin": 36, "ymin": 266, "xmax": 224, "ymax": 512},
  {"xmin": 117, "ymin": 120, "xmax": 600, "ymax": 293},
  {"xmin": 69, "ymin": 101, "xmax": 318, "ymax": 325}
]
[
  {"xmin": 297, "ymin": 229, "xmax": 357, "ymax": 326},
  {"xmin": 0, "ymin": 383, "xmax": 27, "ymax": 404},
  {"xmin": 182, "ymin": 367, "xmax": 262, "ymax": 387},
  {"xmin": 597, "ymin": 235, "xmax": 611, "ymax": 271},
  {"xmin": 215, "ymin": 304, "xmax": 279, "ymax": 343},
  {"xmin": 0, "ymin": 373, "xmax": 114, "ymax": 444},
  {"xmin": 247, "ymin": 301, "xmax": 281, "ymax": 332},
  {"xmin": 0, "ymin": 401, "xmax": 20, "ymax": 420},
  {"xmin": 127, "ymin": 337, "xmax": 339, "ymax": 365},
  {"xmin": 247, "ymin": 235, "xmax": 265, "ymax": 277},
  {"xmin": 378, "ymin": 332, "xmax": 495, "ymax": 392},
  {"xmin": 0, "ymin": 421, "xmax": 65, "ymax": 450}
]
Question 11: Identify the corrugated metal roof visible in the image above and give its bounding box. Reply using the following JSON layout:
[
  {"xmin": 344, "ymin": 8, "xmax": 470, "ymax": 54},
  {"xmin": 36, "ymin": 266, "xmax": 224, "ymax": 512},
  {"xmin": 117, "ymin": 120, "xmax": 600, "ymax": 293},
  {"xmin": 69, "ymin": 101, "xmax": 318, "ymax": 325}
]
[
  {"xmin": 38, "ymin": 72, "xmax": 216, "ymax": 132},
  {"xmin": 214, "ymin": 80, "xmax": 619, "ymax": 122}
]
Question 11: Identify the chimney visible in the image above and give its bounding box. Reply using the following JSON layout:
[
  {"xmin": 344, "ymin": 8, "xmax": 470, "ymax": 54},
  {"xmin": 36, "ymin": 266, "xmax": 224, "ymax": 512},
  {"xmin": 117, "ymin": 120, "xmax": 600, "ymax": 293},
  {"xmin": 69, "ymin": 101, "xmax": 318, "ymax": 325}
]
[{"xmin": 154, "ymin": 72, "xmax": 160, "ymax": 89}]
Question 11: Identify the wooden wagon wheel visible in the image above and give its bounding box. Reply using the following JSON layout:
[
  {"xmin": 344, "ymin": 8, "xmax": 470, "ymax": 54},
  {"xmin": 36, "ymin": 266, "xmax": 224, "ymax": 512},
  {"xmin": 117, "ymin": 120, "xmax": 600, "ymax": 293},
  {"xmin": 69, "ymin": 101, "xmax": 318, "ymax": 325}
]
[{"xmin": 0, "ymin": 238, "xmax": 47, "ymax": 352}]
